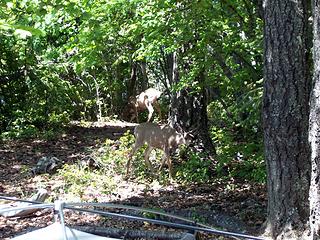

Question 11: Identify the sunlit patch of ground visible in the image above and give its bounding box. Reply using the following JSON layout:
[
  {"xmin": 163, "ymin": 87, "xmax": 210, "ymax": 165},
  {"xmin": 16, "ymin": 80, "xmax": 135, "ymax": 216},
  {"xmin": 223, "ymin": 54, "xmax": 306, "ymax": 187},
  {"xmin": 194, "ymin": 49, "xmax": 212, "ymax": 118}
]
[{"xmin": 0, "ymin": 122, "xmax": 266, "ymax": 239}]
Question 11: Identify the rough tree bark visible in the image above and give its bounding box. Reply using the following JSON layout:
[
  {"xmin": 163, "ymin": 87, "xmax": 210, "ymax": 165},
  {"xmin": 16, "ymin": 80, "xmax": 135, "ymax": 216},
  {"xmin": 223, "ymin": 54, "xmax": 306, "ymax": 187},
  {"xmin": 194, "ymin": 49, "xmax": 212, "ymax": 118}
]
[
  {"xmin": 309, "ymin": 0, "xmax": 320, "ymax": 238},
  {"xmin": 168, "ymin": 51, "xmax": 214, "ymax": 153},
  {"xmin": 263, "ymin": 0, "xmax": 311, "ymax": 239}
]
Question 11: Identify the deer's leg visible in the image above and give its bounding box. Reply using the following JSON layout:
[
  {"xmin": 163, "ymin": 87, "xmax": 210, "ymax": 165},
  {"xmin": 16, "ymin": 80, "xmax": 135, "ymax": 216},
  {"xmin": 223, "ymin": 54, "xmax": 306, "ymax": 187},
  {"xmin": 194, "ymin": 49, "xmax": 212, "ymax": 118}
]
[
  {"xmin": 134, "ymin": 105, "xmax": 139, "ymax": 123},
  {"xmin": 159, "ymin": 149, "xmax": 173, "ymax": 179},
  {"xmin": 144, "ymin": 146, "xmax": 155, "ymax": 173},
  {"xmin": 129, "ymin": 113, "xmax": 135, "ymax": 122},
  {"xmin": 167, "ymin": 155, "xmax": 173, "ymax": 180},
  {"xmin": 126, "ymin": 143, "xmax": 140, "ymax": 176},
  {"xmin": 126, "ymin": 152, "xmax": 133, "ymax": 176},
  {"xmin": 159, "ymin": 152, "xmax": 167, "ymax": 171},
  {"xmin": 153, "ymin": 100, "xmax": 162, "ymax": 120},
  {"xmin": 129, "ymin": 106, "xmax": 137, "ymax": 122},
  {"xmin": 145, "ymin": 101, "xmax": 154, "ymax": 122},
  {"xmin": 159, "ymin": 149, "xmax": 172, "ymax": 180}
]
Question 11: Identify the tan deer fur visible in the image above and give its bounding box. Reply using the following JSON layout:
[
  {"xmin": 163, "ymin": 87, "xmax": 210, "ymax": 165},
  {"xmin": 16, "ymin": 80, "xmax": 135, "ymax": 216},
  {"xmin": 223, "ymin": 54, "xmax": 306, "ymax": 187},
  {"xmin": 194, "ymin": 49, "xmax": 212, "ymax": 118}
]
[
  {"xmin": 126, "ymin": 122, "xmax": 188, "ymax": 179},
  {"xmin": 128, "ymin": 88, "xmax": 162, "ymax": 122}
]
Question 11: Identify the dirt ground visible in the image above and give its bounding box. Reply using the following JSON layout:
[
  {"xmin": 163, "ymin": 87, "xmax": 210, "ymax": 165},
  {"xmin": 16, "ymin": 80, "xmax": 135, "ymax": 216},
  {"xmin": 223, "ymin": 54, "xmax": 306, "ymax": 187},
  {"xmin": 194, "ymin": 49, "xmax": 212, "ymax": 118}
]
[{"xmin": 0, "ymin": 121, "xmax": 267, "ymax": 239}]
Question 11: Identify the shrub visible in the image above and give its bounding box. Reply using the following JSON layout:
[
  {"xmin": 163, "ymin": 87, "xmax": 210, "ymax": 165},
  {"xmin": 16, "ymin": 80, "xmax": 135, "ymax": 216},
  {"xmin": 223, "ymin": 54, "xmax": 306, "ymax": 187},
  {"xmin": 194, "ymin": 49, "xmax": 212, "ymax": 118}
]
[{"xmin": 175, "ymin": 150, "xmax": 211, "ymax": 183}]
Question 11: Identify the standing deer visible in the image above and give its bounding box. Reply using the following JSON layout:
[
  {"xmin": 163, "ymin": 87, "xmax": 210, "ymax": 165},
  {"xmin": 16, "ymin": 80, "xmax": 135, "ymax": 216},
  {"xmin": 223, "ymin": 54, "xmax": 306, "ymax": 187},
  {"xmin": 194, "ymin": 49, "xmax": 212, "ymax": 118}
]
[
  {"xmin": 126, "ymin": 122, "xmax": 190, "ymax": 179},
  {"xmin": 127, "ymin": 88, "xmax": 162, "ymax": 123}
]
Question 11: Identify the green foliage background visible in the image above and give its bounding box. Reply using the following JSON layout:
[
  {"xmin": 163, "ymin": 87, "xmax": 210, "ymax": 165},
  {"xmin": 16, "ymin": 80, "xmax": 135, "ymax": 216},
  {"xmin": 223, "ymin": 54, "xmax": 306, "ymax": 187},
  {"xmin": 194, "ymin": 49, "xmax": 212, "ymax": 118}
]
[{"xmin": 0, "ymin": 0, "xmax": 265, "ymax": 183}]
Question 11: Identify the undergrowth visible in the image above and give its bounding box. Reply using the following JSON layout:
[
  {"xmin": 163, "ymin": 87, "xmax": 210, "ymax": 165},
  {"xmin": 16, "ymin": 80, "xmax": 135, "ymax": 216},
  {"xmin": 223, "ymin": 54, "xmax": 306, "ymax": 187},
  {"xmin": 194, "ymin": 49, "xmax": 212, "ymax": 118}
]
[
  {"xmin": 208, "ymin": 92, "xmax": 266, "ymax": 183},
  {"xmin": 57, "ymin": 130, "xmax": 217, "ymax": 200}
]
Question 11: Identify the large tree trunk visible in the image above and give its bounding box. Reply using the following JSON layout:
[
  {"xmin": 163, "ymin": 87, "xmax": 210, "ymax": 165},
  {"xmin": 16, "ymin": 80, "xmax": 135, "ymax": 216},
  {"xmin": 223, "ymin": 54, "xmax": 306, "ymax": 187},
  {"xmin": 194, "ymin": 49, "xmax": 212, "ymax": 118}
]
[
  {"xmin": 168, "ymin": 52, "xmax": 214, "ymax": 153},
  {"xmin": 169, "ymin": 87, "xmax": 214, "ymax": 152},
  {"xmin": 263, "ymin": 0, "xmax": 311, "ymax": 238},
  {"xmin": 309, "ymin": 1, "xmax": 320, "ymax": 238}
]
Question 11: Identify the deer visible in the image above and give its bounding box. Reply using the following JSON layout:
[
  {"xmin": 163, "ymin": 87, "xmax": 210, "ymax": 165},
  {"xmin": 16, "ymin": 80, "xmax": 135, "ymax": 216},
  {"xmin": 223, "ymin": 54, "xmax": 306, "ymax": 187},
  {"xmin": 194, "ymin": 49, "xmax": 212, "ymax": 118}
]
[
  {"xmin": 127, "ymin": 88, "xmax": 162, "ymax": 123},
  {"xmin": 126, "ymin": 122, "xmax": 190, "ymax": 180}
]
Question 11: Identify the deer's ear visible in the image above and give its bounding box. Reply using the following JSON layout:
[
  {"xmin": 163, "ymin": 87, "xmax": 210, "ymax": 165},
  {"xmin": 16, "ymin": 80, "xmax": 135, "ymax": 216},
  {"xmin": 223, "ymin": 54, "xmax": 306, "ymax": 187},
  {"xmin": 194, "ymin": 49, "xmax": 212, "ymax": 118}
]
[
  {"xmin": 183, "ymin": 131, "xmax": 194, "ymax": 140},
  {"xmin": 175, "ymin": 123, "xmax": 184, "ymax": 133}
]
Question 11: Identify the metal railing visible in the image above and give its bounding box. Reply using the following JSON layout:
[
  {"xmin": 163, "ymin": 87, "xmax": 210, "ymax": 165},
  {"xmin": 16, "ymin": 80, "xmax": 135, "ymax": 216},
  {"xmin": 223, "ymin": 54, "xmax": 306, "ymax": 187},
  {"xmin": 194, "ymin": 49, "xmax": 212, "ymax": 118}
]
[{"xmin": 0, "ymin": 195, "xmax": 265, "ymax": 240}]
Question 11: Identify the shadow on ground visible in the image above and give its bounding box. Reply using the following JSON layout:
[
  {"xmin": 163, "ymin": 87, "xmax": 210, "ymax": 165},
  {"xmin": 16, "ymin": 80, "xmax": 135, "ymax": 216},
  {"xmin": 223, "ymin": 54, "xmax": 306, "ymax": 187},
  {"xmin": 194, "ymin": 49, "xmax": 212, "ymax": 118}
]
[{"xmin": 0, "ymin": 122, "xmax": 266, "ymax": 239}]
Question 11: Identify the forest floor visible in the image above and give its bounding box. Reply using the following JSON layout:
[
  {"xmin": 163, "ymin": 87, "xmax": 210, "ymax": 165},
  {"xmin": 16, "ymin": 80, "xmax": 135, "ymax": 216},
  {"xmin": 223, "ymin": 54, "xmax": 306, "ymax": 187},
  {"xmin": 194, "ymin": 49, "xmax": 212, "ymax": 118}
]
[{"xmin": 0, "ymin": 121, "xmax": 267, "ymax": 239}]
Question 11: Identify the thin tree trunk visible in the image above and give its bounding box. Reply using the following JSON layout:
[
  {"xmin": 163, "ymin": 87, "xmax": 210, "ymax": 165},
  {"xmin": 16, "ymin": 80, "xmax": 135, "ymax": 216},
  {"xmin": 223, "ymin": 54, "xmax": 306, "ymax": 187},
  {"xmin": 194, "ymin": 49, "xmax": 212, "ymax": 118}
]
[
  {"xmin": 263, "ymin": 0, "xmax": 310, "ymax": 238},
  {"xmin": 93, "ymin": 76, "xmax": 102, "ymax": 122},
  {"xmin": 140, "ymin": 61, "xmax": 148, "ymax": 90},
  {"xmin": 128, "ymin": 62, "xmax": 137, "ymax": 98},
  {"xmin": 309, "ymin": 0, "xmax": 320, "ymax": 238}
]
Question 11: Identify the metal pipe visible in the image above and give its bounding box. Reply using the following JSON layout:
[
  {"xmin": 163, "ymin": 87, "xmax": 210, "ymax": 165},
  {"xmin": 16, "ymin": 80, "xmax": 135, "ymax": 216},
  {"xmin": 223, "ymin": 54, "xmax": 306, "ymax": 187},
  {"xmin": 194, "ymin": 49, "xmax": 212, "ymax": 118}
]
[
  {"xmin": 0, "ymin": 196, "xmax": 264, "ymax": 240},
  {"xmin": 55, "ymin": 201, "xmax": 68, "ymax": 240},
  {"xmin": 67, "ymin": 206, "xmax": 264, "ymax": 240}
]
